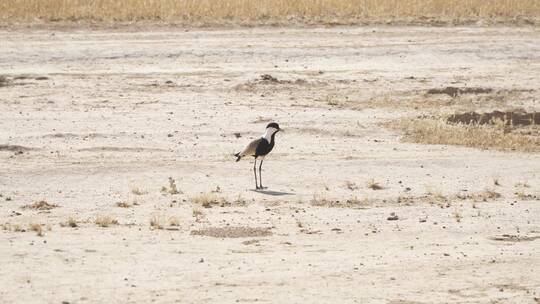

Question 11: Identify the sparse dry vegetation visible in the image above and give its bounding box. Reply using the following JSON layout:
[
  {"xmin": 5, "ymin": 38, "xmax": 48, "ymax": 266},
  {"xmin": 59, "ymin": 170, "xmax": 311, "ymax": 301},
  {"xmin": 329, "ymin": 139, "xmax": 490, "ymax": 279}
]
[
  {"xmin": 345, "ymin": 181, "xmax": 359, "ymax": 191},
  {"xmin": 24, "ymin": 200, "xmax": 58, "ymax": 211},
  {"xmin": 162, "ymin": 177, "xmax": 182, "ymax": 195},
  {"xmin": 150, "ymin": 214, "xmax": 164, "ymax": 229},
  {"xmin": 392, "ymin": 118, "xmax": 540, "ymax": 152},
  {"xmin": 60, "ymin": 217, "xmax": 78, "ymax": 228},
  {"xmin": 116, "ymin": 201, "xmax": 132, "ymax": 208},
  {"xmin": 95, "ymin": 214, "xmax": 119, "ymax": 227},
  {"xmin": 29, "ymin": 223, "xmax": 43, "ymax": 236},
  {"xmin": 456, "ymin": 190, "xmax": 501, "ymax": 202},
  {"xmin": 2, "ymin": 0, "xmax": 539, "ymax": 24},
  {"xmin": 367, "ymin": 179, "xmax": 383, "ymax": 190},
  {"xmin": 150, "ymin": 214, "xmax": 180, "ymax": 229},
  {"xmin": 192, "ymin": 193, "xmax": 223, "ymax": 208},
  {"xmin": 131, "ymin": 186, "xmax": 148, "ymax": 196},
  {"xmin": 311, "ymin": 193, "xmax": 369, "ymax": 208},
  {"xmin": 191, "ymin": 192, "xmax": 246, "ymax": 208}
]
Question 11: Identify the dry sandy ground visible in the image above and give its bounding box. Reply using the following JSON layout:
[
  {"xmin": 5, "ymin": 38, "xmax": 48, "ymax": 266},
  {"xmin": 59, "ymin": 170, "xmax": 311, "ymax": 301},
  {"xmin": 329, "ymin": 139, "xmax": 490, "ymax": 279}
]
[{"xmin": 1, "ymin": 26, "xmax": 540, "ymax": 303}]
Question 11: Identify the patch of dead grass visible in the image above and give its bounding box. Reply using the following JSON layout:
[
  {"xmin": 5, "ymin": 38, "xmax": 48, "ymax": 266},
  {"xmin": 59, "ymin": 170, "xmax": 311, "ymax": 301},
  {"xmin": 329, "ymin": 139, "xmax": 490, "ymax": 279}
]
[
  {"xmin": 4, "ymin": 0, "xmax": 539, "ymax": 24},
  {"xmin": 389, "ymin": 117, "xmax": 540, "ymax": 152}
]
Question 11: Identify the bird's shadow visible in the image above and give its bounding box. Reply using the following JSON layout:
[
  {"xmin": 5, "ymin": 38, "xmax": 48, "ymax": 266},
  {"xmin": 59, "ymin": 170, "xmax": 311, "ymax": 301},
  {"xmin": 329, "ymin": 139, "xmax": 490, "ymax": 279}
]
[{"xmin": 250, "ymin": 189, "xmax": 294, "ymax": 196}]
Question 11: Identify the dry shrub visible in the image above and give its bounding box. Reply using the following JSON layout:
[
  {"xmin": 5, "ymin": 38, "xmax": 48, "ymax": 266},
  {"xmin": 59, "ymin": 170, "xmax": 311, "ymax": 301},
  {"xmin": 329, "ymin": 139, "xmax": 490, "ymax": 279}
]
[
  {"xmin": 392, "ymin": 118, "xmax": 540, "ymax": 152},
  {"xmin": 2, "ymin": 0, "xmax": 539, "ymax": 24},
  {"xmin": 95, "ymin": 215, "xmax": 118, "ymax": 227}
]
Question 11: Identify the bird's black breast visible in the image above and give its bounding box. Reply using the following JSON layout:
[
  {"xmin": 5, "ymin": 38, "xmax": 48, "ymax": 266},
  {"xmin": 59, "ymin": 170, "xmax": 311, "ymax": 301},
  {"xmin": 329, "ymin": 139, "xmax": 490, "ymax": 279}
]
[{"xmin": 255, "ymin": 138, "xmax": 274, "ymax": 157}]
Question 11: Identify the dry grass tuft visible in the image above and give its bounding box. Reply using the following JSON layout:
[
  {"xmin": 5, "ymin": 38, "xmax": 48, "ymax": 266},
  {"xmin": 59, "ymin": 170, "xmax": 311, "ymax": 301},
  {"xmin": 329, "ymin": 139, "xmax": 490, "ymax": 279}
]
[
  {"xmin": 345, "ymin": 181, "xmax": 359, "ymax": 190},
  {"xmin": 2, "ymin": 0, "xmax": 539, "ymax": 24},
  {"xmin": 95, "ymin": 215, "xmax": 119, "ymax": 227},
  {"xmin": 150, "ymin": 215, "xmax": 164, "ymax": 229},
  {"xmin": 367, "ymin": 179, "xmax": 383, "ymax": 190},
  {"xmin": 131, "ymin": 186, "xmax": 148, "ymax": 196},
  {"xmin": 0, "ymin": 75, "xmax": 10, "ymax": 87},
  {"xmin": 150, "ymin": 214, "xmax": 180, "ymax": 230},
  {"xmin": 168, "ymin": 216, "xmax": 180, "ymax": 227},
  {"xmin": 162, "ymin": 177, "xmax": 182, "ymax": 195},
  {"xmin": 29, "ymin": 223, "xmax": 43, "ymax": 236},
  {"xmin": 116, "ymin": 201, "xmax": 132, "ymax": 208},
  {"xmin": 24, "ymin": 200, "xmax": 58, "ymax": 210},
  {"xmin": 390, "ymin": 117, "xmax": 540, "ymax": 152},
  {"xmin": 515, "ymin": 181, "xmax": 531, "ymax": 188},
  {"xmin": 60, "ymin": 217, "xmax": 78, "ymax": 228}
]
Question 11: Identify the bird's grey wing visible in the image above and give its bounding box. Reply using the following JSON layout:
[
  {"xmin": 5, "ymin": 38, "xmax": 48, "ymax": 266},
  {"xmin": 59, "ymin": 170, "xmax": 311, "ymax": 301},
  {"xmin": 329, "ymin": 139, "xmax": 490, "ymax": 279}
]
[{"xmin": 240, "ymin": 138, "xmax": 261, "ymax": 157}]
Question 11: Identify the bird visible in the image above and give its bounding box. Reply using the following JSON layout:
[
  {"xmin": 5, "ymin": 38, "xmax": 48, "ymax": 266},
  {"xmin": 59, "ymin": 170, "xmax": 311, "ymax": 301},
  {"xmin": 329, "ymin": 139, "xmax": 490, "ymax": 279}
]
[{"xmin": 235, "ymin": 122, "xmax": 281, "ymax": 190}]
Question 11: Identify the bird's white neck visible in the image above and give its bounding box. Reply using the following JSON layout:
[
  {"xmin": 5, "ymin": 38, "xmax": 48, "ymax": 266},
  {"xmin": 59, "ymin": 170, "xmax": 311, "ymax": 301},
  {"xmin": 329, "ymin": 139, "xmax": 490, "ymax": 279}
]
[{"xmin": 262, "ymin": 127, "xmax": 278, "ymax": 142}]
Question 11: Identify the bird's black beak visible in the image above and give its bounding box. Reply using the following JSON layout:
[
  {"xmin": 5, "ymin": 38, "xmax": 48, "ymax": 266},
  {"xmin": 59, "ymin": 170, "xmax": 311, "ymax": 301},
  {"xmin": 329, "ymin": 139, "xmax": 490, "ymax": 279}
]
[{"xmin": 277, "ymin": 128, "xmax": 283, "ymax": 133}]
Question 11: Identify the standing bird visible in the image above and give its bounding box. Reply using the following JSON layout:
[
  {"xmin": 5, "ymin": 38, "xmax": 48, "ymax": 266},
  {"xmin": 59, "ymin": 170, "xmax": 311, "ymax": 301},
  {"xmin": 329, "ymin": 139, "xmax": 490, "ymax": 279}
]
[{"xmin": 235, "ymin": 122, "xmax": 281, "ymax": 190}]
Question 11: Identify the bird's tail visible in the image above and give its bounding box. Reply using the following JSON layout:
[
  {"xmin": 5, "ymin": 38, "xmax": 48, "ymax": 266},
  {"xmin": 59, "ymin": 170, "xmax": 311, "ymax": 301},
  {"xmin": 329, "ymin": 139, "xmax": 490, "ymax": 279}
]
[{"xmin": 234, "ymin": 152, "xmax": 242, "ymax": 162}]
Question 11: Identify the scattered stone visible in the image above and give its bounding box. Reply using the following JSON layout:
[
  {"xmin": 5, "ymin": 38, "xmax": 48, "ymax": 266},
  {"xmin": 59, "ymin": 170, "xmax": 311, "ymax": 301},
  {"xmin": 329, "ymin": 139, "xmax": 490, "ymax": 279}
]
[{"xmin": 387, "ymin": 212, "xmax": 399, "ymax": 221}]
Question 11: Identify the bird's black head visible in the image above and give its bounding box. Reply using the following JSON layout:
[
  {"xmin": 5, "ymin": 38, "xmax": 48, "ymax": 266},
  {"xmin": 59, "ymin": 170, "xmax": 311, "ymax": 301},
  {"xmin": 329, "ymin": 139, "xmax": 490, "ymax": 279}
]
[{"xmin": 266, "ymin": 122, "xmax": 280, "ymax": 131}]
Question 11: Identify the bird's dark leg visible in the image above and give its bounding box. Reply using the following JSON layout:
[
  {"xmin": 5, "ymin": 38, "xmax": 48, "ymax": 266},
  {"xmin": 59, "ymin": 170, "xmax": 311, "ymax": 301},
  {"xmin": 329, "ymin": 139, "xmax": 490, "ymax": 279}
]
[
  {"xmin": 259, "ymin": 158, "xmax": 265, "ymax": 189},
  {"xmin": 253, "ymin": 157, "xmax": 259, "ymax": 190}
]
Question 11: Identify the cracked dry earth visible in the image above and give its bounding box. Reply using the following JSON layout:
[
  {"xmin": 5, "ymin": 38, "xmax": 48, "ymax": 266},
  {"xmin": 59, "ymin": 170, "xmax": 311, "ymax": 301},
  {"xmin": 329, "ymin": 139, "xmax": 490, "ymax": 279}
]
[{"xmin": 0, "ymin": 26, "xmax": 540, "ymax": 303}]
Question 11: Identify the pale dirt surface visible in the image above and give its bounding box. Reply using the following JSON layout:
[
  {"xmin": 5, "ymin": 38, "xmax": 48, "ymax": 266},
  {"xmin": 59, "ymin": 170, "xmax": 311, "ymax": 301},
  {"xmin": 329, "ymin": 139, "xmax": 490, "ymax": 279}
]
[{"xmin": 1, "ymin": 26, "xmax": 540, "ymax": 304}]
